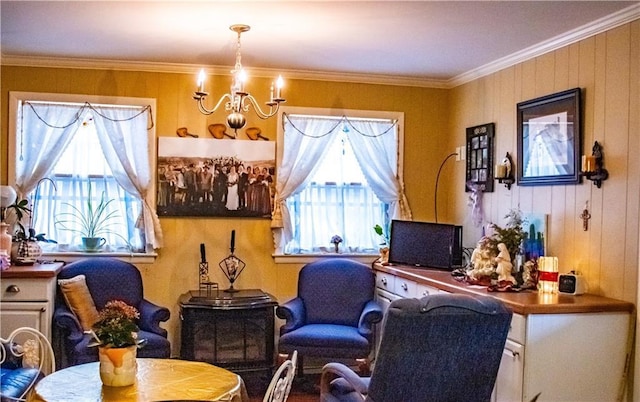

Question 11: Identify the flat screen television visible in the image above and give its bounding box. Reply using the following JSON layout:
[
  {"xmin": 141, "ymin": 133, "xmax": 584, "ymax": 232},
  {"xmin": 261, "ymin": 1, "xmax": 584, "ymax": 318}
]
[{"xmin": 387, "ymin": 220, "xmax": 463, "ymax": 270}]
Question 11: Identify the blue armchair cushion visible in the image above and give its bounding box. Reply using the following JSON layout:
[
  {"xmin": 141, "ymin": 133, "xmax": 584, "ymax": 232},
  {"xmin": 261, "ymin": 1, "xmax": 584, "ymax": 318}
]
[
  {"xmin": 0, "ymin": 367, "xmax": 40, "ymax": 402},
  {"xmin": 279, "ymin": 324, "xmax": 370, "ymax": 357},
  {"xmin": 0, "ymin": 341, "xmax": 42, "ymax": 402}
]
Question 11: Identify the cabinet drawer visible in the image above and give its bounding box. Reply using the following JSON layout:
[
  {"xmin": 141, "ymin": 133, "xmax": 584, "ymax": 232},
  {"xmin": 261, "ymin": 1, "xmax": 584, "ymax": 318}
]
[
  {"xmin": 507, "ymin": 313, "xmax": 526, "ymax": 344},
  {"xmin": 1, "ymin": 278, "xmax": 53, "ymax": 302},
  {"xmin": 394, "ymin": 278, "xmax": 416, "ymax": 298},
  {"xmin": 376, "ymin": 272, "xmax": 395, "ymax": 292},
  {"xmin": 415, "ymin": 283, "xmax": 440, "ymax": 298}
]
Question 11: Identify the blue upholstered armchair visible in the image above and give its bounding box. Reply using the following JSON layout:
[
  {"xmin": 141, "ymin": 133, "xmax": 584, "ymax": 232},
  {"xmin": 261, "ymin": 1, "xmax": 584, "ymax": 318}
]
[
  {"xmin": 276, "ymin": 259, "xmax": 382, "ymax": 375},
  {"xmin": 52, "ymin": 258, "xmax": 171, "ymax": 369},
  {"xmin": 320, "ymin": 293, "xmax": 512, "ymax": 402}
]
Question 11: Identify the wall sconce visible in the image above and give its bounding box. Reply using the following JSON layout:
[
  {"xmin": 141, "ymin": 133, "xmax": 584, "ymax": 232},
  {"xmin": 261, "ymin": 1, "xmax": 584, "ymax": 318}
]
[
  {"xmin": 580, "ymin": 141, "xmax": 608, "ymax": 188},
  {"xmin": 494, "ymin": 152, "xmax": 515, "ymax": 190}
]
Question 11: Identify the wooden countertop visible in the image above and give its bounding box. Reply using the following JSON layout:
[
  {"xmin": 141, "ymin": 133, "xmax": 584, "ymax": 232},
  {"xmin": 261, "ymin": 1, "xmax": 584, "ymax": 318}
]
[
  {"xmin": 1, "ymin": 261, "xmax": 64, "ymax": 279},
  {"xmin": 374, "ymin": 263, "xmax": 635, "ymax": 315}
]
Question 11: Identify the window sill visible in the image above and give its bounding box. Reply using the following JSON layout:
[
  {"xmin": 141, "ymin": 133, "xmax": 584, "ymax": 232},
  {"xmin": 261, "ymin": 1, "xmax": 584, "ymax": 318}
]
[
  {"xmin": 41, "ymin": 251, "xmax": 158, "ymax": 265},
  {"xmin": 273, "ymin": 253, "xmax": 380, "ymax": 265}
]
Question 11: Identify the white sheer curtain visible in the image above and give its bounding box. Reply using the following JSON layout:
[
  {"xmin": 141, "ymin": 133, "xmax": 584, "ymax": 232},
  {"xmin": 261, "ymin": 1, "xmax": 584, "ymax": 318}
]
[
  {"xmin": 346, "ymin": 119, "xmax": 412, "ymax": 220},
  {"xmin": 271, "ymin": 113, "xmax": 412, "ymax": 254},
  {"xmin": 93, "ymin": 106, "xmax": 163, "ymax": 249},
  {"xmin": 14, "ymin": 101, "xmax": 161, "ymax": 251},
  {"xmin": 270, "ymin": 116, "xmax": 338, "ymax": 251},
  {"xmin": 14, "ymin": 103, "xmax": 83, "ymax": 196}
]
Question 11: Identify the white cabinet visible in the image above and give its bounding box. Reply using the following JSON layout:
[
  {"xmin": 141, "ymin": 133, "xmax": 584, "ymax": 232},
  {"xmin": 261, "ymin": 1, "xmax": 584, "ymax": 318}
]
[
  {"xmin": 492, "ymin": 311, "xmax": 631, "ymax": 402},
  {"xmin": 493, "ymin": 314, "xmax": 526, "ymax": 402},
  {"xmin": 1, "ymin": 301, "xmax": 49, "ymax": 335},
  {"xmin": 374, "ymin": 265, "xmax": 633, "ymax": 402},
  {"xmin": 0, "ymin": 263, "xmax": 63, "ymax": 341},
  {"xmin": 495, "ymin": 339, "xmax": 524, "ymax": 402}
]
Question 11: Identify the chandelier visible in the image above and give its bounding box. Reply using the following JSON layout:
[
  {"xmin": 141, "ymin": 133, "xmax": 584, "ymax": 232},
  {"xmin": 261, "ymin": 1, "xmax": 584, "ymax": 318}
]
[{"xmin": 193, "ymin": 24, "xmax": 285, "ymax": 132}]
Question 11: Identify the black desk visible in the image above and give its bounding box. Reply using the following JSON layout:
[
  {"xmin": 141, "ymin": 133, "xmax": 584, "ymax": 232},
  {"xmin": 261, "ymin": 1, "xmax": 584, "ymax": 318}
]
[{"xmin": 179, "ymin": 289, "xmax": 277, "ymax": 375}]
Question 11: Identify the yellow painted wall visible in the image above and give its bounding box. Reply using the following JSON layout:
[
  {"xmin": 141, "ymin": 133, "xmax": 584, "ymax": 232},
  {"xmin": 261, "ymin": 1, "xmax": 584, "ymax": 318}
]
[{"xmin": 0, "ymin": 65, "xmax": 449, "ymax": 354}]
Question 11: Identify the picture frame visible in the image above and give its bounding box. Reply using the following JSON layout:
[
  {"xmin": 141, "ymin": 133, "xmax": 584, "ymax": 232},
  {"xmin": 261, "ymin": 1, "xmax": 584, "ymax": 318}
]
[
  {"xmin": 157, "ymin": 137, "xmax": 275, "ymax": 218},
  {"xmin": 517, "ymin": 88, "xmax": 582, "ymax": 186},
  {"xmin": 465, "ymin": 123, "xmax": 494, "ymax": 192}
]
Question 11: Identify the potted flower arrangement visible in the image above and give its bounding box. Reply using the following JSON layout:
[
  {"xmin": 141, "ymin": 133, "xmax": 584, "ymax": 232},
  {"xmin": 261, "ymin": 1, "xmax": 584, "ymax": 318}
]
[
  {"xmin": 331, "ymin": 235, "xmax": 342, "ymax": 253},
  {"xmin": 89, "ymin": 300, "xmax": 143, "ymax": 387}
]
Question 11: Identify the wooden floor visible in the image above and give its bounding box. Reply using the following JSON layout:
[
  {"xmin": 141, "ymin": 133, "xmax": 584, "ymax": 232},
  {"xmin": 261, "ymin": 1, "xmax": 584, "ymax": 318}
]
[{"xmin": 246, "ymin": 374, "xmax": 320, "ymax": 402}]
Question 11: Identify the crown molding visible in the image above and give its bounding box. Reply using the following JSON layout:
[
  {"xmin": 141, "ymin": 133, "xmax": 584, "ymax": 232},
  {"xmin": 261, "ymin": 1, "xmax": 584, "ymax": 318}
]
[
  {"xmin": 0, "ymin": 55, "xmax": 449, "ymax": 89},
  {"xmin": 2, "ymin": 3, "xmax": 638, "ymax": 90},
  {"xmin": 448, "ymin": 3, "xmax": 640, "ymax": 88}
]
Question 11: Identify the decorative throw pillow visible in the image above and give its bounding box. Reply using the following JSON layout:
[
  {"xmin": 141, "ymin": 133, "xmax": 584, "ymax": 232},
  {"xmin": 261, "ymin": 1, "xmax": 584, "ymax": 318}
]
[{"xmin": 57, "ymin": 275, "xmax": 99, "ymax": 331}]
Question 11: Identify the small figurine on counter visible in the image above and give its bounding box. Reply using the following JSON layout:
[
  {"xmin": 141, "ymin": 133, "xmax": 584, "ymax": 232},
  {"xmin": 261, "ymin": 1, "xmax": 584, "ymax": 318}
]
[{"xmin": 495, "ymin": 243, "xmax": 516, "ymax": 285}]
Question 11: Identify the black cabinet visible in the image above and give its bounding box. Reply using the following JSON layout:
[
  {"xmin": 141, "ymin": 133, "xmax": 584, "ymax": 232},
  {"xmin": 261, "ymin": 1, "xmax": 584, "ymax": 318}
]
[{"xmin": 179, "ymin": 289, "xmax": 277, "ymax": 374}]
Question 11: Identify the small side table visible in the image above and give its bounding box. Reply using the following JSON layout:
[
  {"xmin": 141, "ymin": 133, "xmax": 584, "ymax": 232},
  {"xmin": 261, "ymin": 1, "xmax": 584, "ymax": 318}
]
[{"xmin": 179, "ymin": 289, "xmax": 277, "ymax": 376}]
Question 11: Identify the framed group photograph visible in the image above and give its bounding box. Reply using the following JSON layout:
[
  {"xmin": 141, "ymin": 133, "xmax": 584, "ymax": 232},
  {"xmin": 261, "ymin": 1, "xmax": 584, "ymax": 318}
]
[
  {"xmin": 157, "ymin": 137, "xmax": 275, "ymax": 218},
  {"xmin": 517, "ymin": 88, "xmax": 582, "ymax": 186}
]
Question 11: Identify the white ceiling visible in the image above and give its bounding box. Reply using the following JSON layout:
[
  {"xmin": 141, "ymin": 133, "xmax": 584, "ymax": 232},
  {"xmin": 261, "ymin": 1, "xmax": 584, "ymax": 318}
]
[{"xmin": 1, "ymin": 1, "xmax": 639, "ymax": 87}]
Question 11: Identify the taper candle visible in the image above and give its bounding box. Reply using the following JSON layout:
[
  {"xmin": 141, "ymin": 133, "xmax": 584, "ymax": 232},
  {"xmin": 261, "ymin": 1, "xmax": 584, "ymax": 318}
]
[
  {"xmin": 200, "ymin": 243, "xmax": 206, "ymax": 263},
  {"xmin": 230, "ymin": 230, "xmax": 236, "ymax": 252}
]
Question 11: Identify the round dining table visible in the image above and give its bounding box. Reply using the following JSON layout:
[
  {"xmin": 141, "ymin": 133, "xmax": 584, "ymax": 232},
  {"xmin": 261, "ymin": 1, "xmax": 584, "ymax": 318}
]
[{"xmin": 30, "ymin": 358, "xmax": 249, "ymax": 401}]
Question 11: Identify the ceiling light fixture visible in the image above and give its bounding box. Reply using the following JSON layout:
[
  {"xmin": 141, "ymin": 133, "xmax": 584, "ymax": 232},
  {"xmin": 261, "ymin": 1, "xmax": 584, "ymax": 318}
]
[{"xmin": 193, "ymin": 24, "xmax": 285, "ymax": 134}]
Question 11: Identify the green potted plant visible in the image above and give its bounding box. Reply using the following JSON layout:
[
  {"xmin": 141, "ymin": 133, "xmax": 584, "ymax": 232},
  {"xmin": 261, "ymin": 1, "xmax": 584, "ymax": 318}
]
[
  {"xmin": 55, "ymin": 185, "xmax": 127, "ymax": 252},
  {"xmin": 5, "ymin": 197, "xmax": 56, "ymax": 264},
  {"xmin": 374, "ymin": 224, "xmax": 390, "ymax": 263},
  {"xmin": 486, "ymin": 208, "xmax": 526, "ymax": 265}
]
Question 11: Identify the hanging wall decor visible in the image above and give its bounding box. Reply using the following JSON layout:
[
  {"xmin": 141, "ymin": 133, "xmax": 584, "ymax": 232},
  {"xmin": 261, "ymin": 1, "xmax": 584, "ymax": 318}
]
[
  {"xmin": 465, "ymin": 123, "xmax": 495, "ymax": 193},
  {"xmin": 517, "ymin": 88, "xmax": 582, "ymax": 186},
  {"xmin": 157, "ymin": 137, "xmax": 275, "ymax": 218}
]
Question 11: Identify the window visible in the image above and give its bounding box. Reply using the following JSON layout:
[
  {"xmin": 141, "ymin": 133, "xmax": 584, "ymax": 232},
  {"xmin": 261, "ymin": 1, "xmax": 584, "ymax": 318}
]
[
  {"xmin": 8, "ymin": 92, "xmax": 161, "ymax": 257},
  {"xmin": 272, "ymin": 107, "xmax": 411, "ymax": 256}
]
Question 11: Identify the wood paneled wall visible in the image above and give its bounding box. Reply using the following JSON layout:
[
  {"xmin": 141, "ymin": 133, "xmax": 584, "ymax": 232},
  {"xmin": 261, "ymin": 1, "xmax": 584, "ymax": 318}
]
[{"xmin": 446, "ymin": 21, "xmax": 640, "ymax": 303}]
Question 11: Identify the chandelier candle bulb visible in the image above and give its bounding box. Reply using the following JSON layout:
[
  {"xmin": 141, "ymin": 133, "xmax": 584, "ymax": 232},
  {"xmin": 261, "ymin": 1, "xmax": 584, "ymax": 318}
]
[
  {"xmin": 276, "ymin": 75, "xmax": 284, "ymax": 99},
  {"xmin": 197, "ymin": 69, "xmax": 206, "ymax": 93}
]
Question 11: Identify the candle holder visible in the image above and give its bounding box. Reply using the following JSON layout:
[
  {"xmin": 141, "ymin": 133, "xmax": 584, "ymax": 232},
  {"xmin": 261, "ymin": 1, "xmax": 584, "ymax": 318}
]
[
  {"xmin": 494, "ymin": 152, "xmax": 515, "ymax": 190},
  {"xmin": 219, "ymin": 254, "xmax": 246, "ymax": 293},
  {"xmin": 198, "ymin": 261, "xmax": 219, "ymax": 298},
  {"xmin": 580, "ymin": 141, "xmax": 609, "ymax": 188}
]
